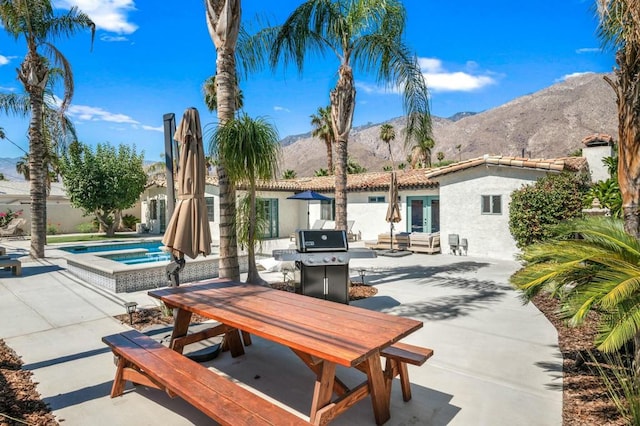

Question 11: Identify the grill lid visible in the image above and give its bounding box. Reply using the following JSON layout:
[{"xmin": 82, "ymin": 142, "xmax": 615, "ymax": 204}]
[{"xmin": 296, "ymin": 230, "xmax": 348, "ymax": 252}]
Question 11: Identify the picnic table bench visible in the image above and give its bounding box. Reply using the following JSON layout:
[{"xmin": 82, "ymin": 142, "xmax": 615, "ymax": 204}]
[
  {"xmin": 381, "ymin": 342, "xmax": 434, "ymax": 401},
  {"xmin": 102, "ymin": 329, "xmax": 310, "ymax": 425}
]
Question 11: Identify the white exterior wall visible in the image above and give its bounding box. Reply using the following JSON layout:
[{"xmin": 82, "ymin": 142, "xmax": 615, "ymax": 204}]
[
  {"xmin": 0, "ymin": 200, "xmax": 139, "ymax": 235},
  {"xmin": 582, "ymin": 144, "xmax": 614, "ymax": 183},
  {"xmin": 438, "ymin": 166, "xmax": 552, "ymax": 260}
]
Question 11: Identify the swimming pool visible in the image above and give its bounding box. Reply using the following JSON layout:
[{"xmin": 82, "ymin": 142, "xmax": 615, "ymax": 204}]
[
  {"xmin": 60, "ymin": 239, "xmax": 236, "ymax": 293},
  {"xmin": 61, "ymin": 240, "xmax": 171, "ymax": 265}
]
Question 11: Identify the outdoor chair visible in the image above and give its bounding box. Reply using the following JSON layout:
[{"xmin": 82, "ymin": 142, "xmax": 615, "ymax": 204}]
[
  {"xmin": 0, "ymin": 218, "xmax": 26, "ymax": 239},
  {"xmin": 290, "ymin": 219, "xmax": 326, "ymax": 241},
  {"xmin": 346, "ymin": 220, "xmax": 360, "ymax": 242}
]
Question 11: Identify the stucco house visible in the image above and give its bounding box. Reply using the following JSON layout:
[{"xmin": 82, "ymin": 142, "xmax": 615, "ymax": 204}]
[{"xmin": 140, "ymin": 134, "xmax": 613, "ymax": 261}]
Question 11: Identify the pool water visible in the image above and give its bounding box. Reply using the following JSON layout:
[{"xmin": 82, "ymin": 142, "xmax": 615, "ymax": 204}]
[{"xmin": 61, "ymin": 241, "xmax": 171, "ymax": 265}]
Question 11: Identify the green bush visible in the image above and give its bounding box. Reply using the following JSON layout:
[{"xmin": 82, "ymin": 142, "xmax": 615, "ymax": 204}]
[
  {"xmin": 76, "ymin": 222, "xmax": 98, "ymax": 233},
  {"xmin": 121, "ymin": 214, "xmax": 139, "ymax": 230},
  {"xmin": 509, "ymin": 172, "xmax": 589, "ymax": 248}
]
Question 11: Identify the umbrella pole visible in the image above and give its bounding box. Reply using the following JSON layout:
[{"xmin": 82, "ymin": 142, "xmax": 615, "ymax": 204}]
[
  {"xmin": 390, "ymin": 222, "xmax": 394, "ymax": 252},
  {"xmin": 166, "ymin": 254, "xmax": 186, "ymax": 287}
]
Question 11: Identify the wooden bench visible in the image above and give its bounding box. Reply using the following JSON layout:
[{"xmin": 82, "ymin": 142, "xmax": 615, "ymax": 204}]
[
  {"xmin": 102, "ymin": 329, "xmax": 309, "ymax": 426},
  {"xmin": 0, "ymin": 258, "xmax": 21, "ymax": 276},
  {"xmin": 381, "ymin": 342, "xmax": 434, "ymax": 401}
]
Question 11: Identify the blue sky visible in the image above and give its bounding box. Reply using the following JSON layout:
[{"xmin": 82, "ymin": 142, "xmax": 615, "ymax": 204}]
[{"xmin": 0, "ymin": 0, "xmax": 614, "ymax": 161}]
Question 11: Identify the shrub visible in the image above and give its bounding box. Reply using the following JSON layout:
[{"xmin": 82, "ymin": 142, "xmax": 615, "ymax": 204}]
[
  {"xmin": 509, "ymin": 172, "xmax": 589, "ymax": 248},
  {"xmin": 76, "ymin": 222, "xmax": 98, "ymax": 233},
  {"xmin": 46, "ymin": 222, "xmax": 60, "ymax": 235},
  {"xmin": 121, "ymin": 214, "xmax": 139, "ymax": 230},
  {"xmin": 0, "ymin": 209, "xmax": 23, "ymax": 228}
]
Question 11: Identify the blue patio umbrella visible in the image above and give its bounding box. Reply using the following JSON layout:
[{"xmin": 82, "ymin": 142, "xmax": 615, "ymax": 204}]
[{"xmin": 287, "ymin": 190, "xmax": 331, "ymax": 229}]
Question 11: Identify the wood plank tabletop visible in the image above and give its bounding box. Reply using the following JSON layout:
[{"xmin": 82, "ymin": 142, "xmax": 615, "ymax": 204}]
[{"xmin": 148, "ymin": 279, "xmax": 423, "ymax": 367}]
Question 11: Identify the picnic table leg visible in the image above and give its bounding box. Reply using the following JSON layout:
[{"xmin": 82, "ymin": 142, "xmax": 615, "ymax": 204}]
[
  {"xmin": 169, "ymin": 308, "xmax": 192, "ymax": 353},
  {"xmin": 310, "ymin": 361, "xmax": 336, "ymax": 425},
  {"xmin": 363, "ymin": 353, "xmax": 391, "ymax": 425},
  {"xmin": 222, "ymin": 328, "xmax": 245, "ymax": 357}
]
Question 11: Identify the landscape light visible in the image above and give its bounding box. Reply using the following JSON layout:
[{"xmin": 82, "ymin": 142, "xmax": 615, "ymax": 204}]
[{"xmin": 124, "ymin": 301, "xmax": 138, "ymax": 325}]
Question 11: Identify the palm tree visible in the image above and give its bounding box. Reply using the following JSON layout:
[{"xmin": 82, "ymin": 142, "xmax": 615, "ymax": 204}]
[
  {"xmin": 0, "ymin": 0, "xmax": 94, "ymax": 258},
  {"xmin": 310, "ymin": 106, "xmax": 334, "ymax": 173},
  {"xmin": 410, "ymin": 135, "xmax": 435, "ymax": 168},
  {"xmin": 0, "ymin": 68, "xmax": 79, "ymax": 191},
  {"xmin": 379, "ymin": 123, "xmax": 396, "ymax": 169},
  {"xmin": 206, "ymin": 0, "xmax": 242, "ymax": 281},
  {"xmin": 597, "ymin": 1, "xmax": 640, "ymax": 237},
  {"xmin": 210, "ymin": 114, "xmax": 280, "ymax": 285},
  {"xmin": 241, "ymin": 0, "xmax": 431, "ymax": 231},
  {"xmin": 282, "ymin": 169, "xmax": 296, "ymax": 179},
  {"xmin": 510, "ymin": 217, "xmax": 640, "ymax": 375}
]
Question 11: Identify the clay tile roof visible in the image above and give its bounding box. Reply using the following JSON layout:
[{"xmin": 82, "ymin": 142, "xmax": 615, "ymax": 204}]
[
  {"xmin": 424, "ymin": 155, "xmax": 584, "ymax": 179},
  {"xmin": 581, "ymin": 133, "xmax": 614, "ymax": 146},
  {"xmin": 147, "ymin": 155, "xmax": 587, "ymax": 192}
]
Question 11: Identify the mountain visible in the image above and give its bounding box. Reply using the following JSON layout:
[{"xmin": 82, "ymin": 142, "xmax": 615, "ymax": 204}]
[
  {"xmin": 280, "ymin": 72, "xmax": 617, "ymax": 176},
  {"xmin": 0, "ymin": 157, "xmax": 23, "ymax": 181},
  {"xmin": 0, "ymin": 73, "xmax": 618, "ymax": 181}
]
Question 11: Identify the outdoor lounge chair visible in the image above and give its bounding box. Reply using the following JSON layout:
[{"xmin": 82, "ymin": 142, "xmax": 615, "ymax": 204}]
[
  {"xmin": 0, "ymin": 218, "xmax": 26, "ymax": 239},
  {"xmin": 346, "ymin": 220, "xmax": 360, "ymax": 242},
  {"xmin": 364, "ymin": 232, "xmax": 410, "ymax": 250},
  {"xmin": 289, "ymin": 219, "xmax": 326, "ymax": 241},
  {"xmin": 408, "ymin": 232, "xmax": 441, "ymax": 254}
]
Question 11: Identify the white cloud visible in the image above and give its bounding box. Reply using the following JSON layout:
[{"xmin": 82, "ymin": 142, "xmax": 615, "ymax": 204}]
[
  {"xmin": 100, "ymin": 35, "xmax": 129, "ymax": 42},
  {"xmin": 54, "ymin": 0, "xmax": 138, "ymax": 34},
  {"xmin": 274, "ymin": 106, "xmax": 290, "ymax": 112},
  {"xmin": 141, "ymin": 125, "xmax": 163, "ymax": 132},
  {"xmin": 576, "ymin": 47, "xmax": 601, "ymax": 54},
  {"xmin": 418, "ymin": 57, "xmax": 496, "ymax": 92},
  {"xmin": 556, "ymin": 71, "xmax": 594, "ymax": 82},
  {"xmin": 0, "ymin": 86, "xmax": 16, "ymax": 92},
  {"xmin": 357, "ymin": 58, "xmax": 496, "ymax": 95},
  {"xmin": 68, "ymin": 104, "xmax": 139, "ymax": 124},
  {"xmin": 0, "ymin": 55, "xmax": 10, "ymax": 66}
]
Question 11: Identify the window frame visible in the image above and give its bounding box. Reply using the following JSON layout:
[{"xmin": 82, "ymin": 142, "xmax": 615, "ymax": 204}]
[{"xmin": 481, "ymin": 194, "xmax": 502, "ymax": 215}]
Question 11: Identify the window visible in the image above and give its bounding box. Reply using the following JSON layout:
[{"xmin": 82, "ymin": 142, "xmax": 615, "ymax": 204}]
[
  {"xmin": 368, "ymin": 196, "xmax": 386, "ymax": 203},
  {"xmin": 149, "ymin": 199, "xmax": 157, "ymax": 220},
  {"xmin": 258, "ymin": 198, "xmax": 279, "ymax": 238},
  {"xmin": 321, "ymin": 199, "xmax": 335, "ymax": 221},
  {"xmin": 205, "ymin": 197, "xmax": 215, "ymax": 221},
  {"xmin": 481, "ymin": 195, "xmax": 502, "ymax": 214}
]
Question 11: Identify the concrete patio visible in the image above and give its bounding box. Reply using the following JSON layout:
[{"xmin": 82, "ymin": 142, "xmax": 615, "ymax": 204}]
[{"xmin": 0, "ymin": 238, "xmax": 561, "ymax": 425}]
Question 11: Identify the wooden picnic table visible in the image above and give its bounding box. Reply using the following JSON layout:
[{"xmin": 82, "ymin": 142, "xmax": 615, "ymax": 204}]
[{"xmin": 148, "ymin": 278, "xmax": 423, "ymax": 425}]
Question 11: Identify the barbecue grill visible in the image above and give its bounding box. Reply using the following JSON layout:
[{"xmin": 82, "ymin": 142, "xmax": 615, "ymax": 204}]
[{"xmin": 273, "ymin": 229, "xmax": 376, "ymax": 304}]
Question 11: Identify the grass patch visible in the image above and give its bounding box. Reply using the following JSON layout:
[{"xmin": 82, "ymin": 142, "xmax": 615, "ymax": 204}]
[{"xmin": 47, "ymin": 233, "xmax": 143, "ymax": 244}]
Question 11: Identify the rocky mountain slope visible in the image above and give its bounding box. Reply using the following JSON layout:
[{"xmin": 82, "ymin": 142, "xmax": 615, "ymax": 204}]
[{"xmin": 281, "ymin": 72, "xmax": 617, "ymax": 177}]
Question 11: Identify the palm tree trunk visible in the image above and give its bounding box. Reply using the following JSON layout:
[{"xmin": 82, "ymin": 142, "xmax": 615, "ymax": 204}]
[
  {"xmin": 605, "ymin": 44, "xmax": 640, "ymax": 375},
  {"xmin": 245, "ymin": 187, "xmax": 266, "ymax": 285},
  {"xmin": 330, "ymin": 64, "xmax": 356, "ymax": 231},
  {"xmin": 605, "ymin": 47, "xmax": 640, "ymax": 239},
  {"xmin": 216, "ymin": 48, "xmax": 240, "ymax": 280},
  {"xmin": 207, "ymin": 0, "xmax": 241, "ymax": 281},
  {"xmin": 326, "ymin": 139, "xmax": 334, "ymax": 173},
  {"xmin": 20, "ymin": 54, "xmax": 48, "ymax": 258}
]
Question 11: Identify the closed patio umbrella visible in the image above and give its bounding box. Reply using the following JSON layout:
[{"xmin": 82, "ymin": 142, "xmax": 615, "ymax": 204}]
[
  {"xmin": 287, "ymin": 190, "xmax": 331, "ymax": 229},
  {"xmin": 162, "ymin": 107, "xmax": 212, "ymax": 286},
  {"xmin": 385, "ymin": 171, "xmax": 401, "ymax": 251}
]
